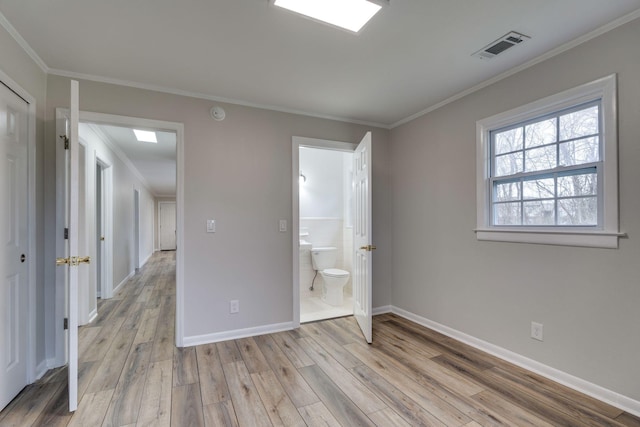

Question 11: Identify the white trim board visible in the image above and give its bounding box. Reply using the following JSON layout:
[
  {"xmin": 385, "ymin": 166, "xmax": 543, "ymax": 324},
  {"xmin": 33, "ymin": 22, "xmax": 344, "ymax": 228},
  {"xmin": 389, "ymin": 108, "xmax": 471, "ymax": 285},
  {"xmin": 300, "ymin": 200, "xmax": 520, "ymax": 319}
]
[
  {"xmin": 388, "ymin": 306, "xmax": 640, "ymax": 418},
  {"xmin": 183, "ymin": 322, "xmax": 294, "ymax": 347},
  {"xmin": 112, "ymin": 270, "xmax": 135, "ymax": 296}
]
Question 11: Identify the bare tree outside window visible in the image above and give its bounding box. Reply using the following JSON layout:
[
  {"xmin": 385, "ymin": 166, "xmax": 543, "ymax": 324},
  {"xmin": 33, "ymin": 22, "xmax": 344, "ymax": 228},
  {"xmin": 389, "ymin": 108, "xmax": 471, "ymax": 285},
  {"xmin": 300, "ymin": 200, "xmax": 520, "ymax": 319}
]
[{"xmin": 491, "ymin": 102, "xmax": 599, "ymax": 226}]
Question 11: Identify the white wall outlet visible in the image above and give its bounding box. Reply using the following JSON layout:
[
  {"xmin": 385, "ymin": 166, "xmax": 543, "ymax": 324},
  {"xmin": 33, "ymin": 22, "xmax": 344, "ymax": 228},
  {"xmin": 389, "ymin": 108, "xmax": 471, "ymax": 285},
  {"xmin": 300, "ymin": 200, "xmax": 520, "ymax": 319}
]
[
  {"xmin": 531, "ymin": 321, "xmax": 543, "ymax": 341},
  {"xmin": 279, "ymin": 219, "xmax": 287, "ymax": 232},
  {"xmin": 206, "ymin": 219, "xmax": 216, "ymax": 233},
  {"xmin": 230, "ymin": 300, "xmax": 239, "ymax": 314}
]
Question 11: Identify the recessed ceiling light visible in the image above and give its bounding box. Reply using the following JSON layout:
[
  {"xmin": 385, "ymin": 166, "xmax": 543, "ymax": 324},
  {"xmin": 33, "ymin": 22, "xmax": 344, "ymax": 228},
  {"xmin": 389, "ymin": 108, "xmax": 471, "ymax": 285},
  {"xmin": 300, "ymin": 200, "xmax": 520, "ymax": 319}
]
[
  {"xmin": 272, "ymin": 0, "xmax": 386, "ymax": 33},
  {"xmin": 133, "ymin": 129, "xmax": 158, "ymax": 143}
]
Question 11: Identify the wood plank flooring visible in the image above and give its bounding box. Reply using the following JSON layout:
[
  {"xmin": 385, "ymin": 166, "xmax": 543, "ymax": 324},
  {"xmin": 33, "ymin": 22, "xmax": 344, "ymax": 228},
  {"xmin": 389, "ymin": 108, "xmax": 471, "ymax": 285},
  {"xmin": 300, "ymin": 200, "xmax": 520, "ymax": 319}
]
[{"xmin": 1, "ymin": 251, "xmax": 639, "ymax": 426}]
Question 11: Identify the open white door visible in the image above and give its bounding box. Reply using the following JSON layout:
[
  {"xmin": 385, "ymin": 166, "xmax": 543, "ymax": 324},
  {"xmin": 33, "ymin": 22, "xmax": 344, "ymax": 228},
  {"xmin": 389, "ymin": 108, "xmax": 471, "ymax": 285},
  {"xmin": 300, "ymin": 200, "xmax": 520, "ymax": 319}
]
[
  {"xmin": 353, "ymin": 132, "xmax": 374, "ymax": 343},
  {"xmin": 56, "ymin": 80, "xmax": 85, "ymax": 412}
]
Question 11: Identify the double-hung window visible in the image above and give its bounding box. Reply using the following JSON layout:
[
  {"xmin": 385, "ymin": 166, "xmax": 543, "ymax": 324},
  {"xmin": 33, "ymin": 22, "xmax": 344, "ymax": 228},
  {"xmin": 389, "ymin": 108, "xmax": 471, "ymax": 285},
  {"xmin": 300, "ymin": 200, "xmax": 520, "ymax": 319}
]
[{"xmin": 476, "ymin": 75, "xmax": 622, "ymax": 248}]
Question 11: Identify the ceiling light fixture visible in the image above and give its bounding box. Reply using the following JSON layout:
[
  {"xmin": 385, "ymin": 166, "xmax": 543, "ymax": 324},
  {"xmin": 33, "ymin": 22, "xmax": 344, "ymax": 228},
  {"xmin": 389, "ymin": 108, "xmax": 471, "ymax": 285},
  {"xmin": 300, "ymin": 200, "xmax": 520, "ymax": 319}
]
[
  {"xmin": 133, "ymin": 129, "xmax": 158, "ymax": 143},
  {"xmin": 271, "ymin": 0, "xmax": 387, "ymax": 33}
]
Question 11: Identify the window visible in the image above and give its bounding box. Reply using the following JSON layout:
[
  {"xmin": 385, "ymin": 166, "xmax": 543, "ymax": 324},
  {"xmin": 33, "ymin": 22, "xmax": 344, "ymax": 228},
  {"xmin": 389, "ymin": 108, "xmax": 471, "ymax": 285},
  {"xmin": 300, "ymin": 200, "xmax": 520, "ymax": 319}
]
[{"xmin": 476, "ymin": 75, "xmax": 622, "ymax": 248}]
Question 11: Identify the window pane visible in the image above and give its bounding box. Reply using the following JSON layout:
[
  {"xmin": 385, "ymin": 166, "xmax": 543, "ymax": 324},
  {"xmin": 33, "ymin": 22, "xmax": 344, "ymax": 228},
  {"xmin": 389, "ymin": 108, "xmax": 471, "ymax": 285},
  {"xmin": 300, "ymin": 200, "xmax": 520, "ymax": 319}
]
[
  {"xmin": 525, "ymin": 145, "xmax": 556, "ymax": 172},
  {"xmin": 494, "ymin": 152, "xmax": 523, "ymax": 177},
  {"xmin": 494, "ymin": 127, "xmax": 523, "ymax": 155},
  {"xmin": 558, "ymin": 197, "xmax": 597, "ymax": 225},
  {"xmin": 525, "ymin": 118, "xmax": 556, "ymax": 148},
  {"xmin": 494, "ymin": 181, "xmax": 521, "ymax": 202},
  {"xmin": 523, "ymin": 178, "xmax": 554, "ymax": 200},
  {"xmin": 558, "ymin": 173, "xmax": 597, "ymax": 197},
  {"xmin": 494, "ymin": 202, "xmax": 521, "ymax": 225},
  {"xmin": 559, "ymin": 137, "xmax": 599, "ymax": 166},
  {"xmin": 523, "ymin": 200, "xmax": 555, "ymax": 225},
  {"xmin": 559, "ymin": 105, "xmax": 598, "ymax": 141}
]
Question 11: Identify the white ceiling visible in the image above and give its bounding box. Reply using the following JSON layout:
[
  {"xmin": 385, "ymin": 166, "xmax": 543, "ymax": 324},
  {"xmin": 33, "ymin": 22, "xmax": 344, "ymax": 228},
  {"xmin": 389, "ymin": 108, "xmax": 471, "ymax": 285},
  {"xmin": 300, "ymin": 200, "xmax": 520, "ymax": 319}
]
[
  {"xmin": 80, "ymin": 123, "xmax": 177, "ymax": 197},
  {"xmin": 1, "ymin": 1, "xmax": 640, "ymax": 127}
]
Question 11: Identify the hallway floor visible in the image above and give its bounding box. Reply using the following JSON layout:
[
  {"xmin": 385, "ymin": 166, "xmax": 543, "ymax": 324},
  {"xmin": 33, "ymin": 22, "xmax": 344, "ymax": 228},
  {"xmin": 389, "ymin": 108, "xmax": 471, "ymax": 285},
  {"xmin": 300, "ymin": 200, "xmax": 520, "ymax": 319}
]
[{"xmin": 1, "ymin": 250, "xmax": 638, "ymax": 426}]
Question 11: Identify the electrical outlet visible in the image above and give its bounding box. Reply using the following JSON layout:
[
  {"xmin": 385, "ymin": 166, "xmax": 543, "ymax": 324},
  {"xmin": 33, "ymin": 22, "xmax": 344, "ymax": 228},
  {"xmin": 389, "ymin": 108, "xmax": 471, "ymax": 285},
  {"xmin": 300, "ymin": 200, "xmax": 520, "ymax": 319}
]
[
  {"xmin": 531, "ymin": 321, "xmax": 543, "ymax": 341},
  {"xmin": 230, "ymin": 300, "xmax": 239, "ymax": 314}
]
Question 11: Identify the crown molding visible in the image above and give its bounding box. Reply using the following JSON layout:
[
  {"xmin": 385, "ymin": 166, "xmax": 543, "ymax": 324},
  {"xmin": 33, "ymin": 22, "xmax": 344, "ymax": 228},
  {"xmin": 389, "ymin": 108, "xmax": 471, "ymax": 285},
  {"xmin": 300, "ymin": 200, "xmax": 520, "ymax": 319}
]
[
  {"xmin": 390, "ymin": 8, "xmax": 640, "ymax": 129},
  {"xmin": 2, "ymin": 5, "xmax": 638, "ymax": 131},
  {"xmin": 0, "ymin": 11, "xmax": 49, "ymax": 73},
  {"xmin": 48, "ymin": 68, "xmax": 391, "ymax": 130}
]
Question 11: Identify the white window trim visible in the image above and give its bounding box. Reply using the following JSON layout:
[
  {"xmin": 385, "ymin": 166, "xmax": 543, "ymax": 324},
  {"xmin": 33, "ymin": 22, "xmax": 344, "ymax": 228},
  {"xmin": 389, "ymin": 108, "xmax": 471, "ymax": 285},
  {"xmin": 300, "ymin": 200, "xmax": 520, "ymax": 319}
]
[{"xmin": 475, "ymin": 74, "xmax": 624, "ymax": 248}]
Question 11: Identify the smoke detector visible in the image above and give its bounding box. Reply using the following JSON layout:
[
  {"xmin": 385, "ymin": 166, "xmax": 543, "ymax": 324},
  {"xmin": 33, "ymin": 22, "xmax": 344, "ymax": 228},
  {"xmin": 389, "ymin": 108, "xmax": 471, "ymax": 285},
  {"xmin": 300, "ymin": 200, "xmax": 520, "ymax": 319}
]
[{"xmin": 472, "ymin": 31, "xmax": 530, "ymax": 60}]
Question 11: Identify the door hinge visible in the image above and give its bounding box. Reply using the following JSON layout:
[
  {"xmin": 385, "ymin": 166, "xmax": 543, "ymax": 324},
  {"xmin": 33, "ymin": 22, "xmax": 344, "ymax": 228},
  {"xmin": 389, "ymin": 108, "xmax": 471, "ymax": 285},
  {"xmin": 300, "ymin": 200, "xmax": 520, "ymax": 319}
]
[
  {"xmin": 63, "ymin": 318, "xmax": 68, "ymax": 330},
  {"xmin": 59, "ymin": 134, "xmax": 69, "ymax": 150},
  {"xmin": 64, "ymin": 228, "xmax": 69, "ymax": 240}
]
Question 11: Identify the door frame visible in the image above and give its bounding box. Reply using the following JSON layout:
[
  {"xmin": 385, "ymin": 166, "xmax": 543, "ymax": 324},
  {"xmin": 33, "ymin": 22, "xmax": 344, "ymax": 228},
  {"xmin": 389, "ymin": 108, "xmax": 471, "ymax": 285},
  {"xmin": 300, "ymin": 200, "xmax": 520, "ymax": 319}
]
[
  {"xmin": 0, "ymin": 70, "xmax": 37, "ymax": 383},
  {"xmin": 291, "ymin": 136, "xmax": 356, "ymax": 328},
  {"xmin": 54, "ymin": 110, "xmax": 185, "ymax": 355},
  {"xmin": 133, "ymin": 189, "xmax": 140, "ymax": 270},
  {"xmin": 95, "ymin": 157, "xmax": 113, "ymax": 300}
]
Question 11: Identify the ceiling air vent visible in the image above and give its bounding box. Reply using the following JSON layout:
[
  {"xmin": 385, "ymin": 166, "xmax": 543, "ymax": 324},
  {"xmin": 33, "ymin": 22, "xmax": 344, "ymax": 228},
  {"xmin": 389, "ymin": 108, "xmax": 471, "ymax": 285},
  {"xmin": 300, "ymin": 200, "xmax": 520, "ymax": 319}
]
[{"xmin": 472, "ymin": 31, "xmax": 530, "ymax": 60}]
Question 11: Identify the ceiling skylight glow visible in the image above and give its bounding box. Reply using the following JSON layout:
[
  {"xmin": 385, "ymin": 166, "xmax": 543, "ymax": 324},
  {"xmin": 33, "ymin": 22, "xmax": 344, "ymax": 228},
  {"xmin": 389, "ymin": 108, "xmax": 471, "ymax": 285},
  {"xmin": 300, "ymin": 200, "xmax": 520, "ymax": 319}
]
[
  {"xmin": 133, "ymin": 129, "xmax": 158, "ymax": 143},
  {"xmin": 273, "ymin": 0, "xmax": 383, "ymax": 33}
]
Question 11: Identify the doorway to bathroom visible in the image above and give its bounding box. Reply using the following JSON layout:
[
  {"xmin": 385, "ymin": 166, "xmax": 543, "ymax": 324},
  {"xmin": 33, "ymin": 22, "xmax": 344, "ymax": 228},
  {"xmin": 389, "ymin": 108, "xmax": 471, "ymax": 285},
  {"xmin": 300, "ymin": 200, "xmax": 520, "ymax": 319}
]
[{"xmin": 294, "ymin": 138, "xmax": 355, "ymax": 323}]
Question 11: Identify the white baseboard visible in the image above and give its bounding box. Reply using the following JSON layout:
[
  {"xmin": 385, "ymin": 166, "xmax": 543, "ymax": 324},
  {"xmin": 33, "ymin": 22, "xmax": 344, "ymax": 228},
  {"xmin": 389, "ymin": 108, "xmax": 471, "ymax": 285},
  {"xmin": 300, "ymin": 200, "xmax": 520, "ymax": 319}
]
[
  {"xmin": 113, "ymin": 270, "xmax": 135, "ymax": 295},
  {"xmin": 372, "ymin": 305, "xmax": 392, "ymax": 315},
  {"xmin": 183, "ymin": 321, "xmax": 294, "ymax": 347},
  {"xmin": 88, "ymin": 308, "xmax": 98, "ymax": 324},
  {"xmin": 35, "ymin": 359, "xmax": 51, "ymax": 380},
  {"xmin": 140, "ymin": 252, "xmax": 153, "ymax": 268},
  {"xmin": 390, "ymin": 306, "xmax": 640, "ymax": 418}
]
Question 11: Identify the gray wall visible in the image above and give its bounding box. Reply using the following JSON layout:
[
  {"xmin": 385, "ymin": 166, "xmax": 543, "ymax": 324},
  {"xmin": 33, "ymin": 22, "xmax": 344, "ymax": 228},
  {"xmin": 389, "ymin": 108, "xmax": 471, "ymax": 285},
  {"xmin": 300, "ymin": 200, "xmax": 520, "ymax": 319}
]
[
  {"xmin": 45, "ymin": 76, "xmax": 392, "ymax": 340},
  {"xmin": 389, "ymin": 17, "xmax": 640, "ymax": 401},
  {"xmin": 0, "ymin": 25, "xmax": 48, "ymax": 367}
]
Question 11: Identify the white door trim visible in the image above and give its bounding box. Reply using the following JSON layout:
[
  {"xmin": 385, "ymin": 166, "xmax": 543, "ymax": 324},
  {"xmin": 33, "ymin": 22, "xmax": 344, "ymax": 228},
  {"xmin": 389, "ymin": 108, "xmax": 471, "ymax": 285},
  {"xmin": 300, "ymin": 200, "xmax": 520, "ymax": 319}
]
[
  {"xmin": 0, "ymin": 69, "xmax": 37, "ymax": 383},
  {"xmin": 291, "ymin": 136, "xmax": 356, "ymax": 328},
  {"xmin": 57, "ymin": 111, "xmax": 185, "ymax": 347},
  {"xmin": 95, "ymin": 156, "xmax": 113, "ymax": 299}
]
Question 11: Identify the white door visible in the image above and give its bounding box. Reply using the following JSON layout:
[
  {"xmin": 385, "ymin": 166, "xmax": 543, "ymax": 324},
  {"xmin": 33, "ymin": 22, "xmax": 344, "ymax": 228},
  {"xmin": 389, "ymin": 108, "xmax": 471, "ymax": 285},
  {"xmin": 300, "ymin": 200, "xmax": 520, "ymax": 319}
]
[
  {"xmin": 56, "ymin": 80, "xmax": 83, "ymax": 412},
  {"xmin": 159, "ymin": 202, "xmax": 176, "ymax": 250},
  {"xmin": 353, "ymin": 132, "xmax": 374, "ymax": 343},
  {"xmin": 0, "ymin": 83, "xmax": 29, "ymax": 411}
]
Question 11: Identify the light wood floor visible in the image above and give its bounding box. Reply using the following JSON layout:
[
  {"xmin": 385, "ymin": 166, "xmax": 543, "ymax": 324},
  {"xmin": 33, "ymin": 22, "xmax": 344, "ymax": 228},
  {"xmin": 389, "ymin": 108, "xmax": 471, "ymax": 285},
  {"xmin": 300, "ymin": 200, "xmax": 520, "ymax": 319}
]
[{"xmin": 1, "ymin": 251, "xmax": 639, "ymax": 426}]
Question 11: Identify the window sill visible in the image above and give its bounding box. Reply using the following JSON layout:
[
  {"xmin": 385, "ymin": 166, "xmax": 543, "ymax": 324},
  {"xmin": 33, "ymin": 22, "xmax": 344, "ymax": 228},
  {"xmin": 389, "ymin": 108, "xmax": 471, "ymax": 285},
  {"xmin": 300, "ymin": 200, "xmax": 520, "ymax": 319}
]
[{"xmin": 474, "ymin": 228, "xmax": 626, "ymax": 248}]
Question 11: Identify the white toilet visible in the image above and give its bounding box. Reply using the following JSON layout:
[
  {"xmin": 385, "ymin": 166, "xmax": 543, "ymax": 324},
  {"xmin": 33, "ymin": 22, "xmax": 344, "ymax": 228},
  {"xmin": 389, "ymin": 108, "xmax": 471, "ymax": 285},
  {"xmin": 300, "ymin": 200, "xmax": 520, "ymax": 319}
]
[{"xmin": 310, "ymin": 247, "xmax": 350, "ymax": 306}]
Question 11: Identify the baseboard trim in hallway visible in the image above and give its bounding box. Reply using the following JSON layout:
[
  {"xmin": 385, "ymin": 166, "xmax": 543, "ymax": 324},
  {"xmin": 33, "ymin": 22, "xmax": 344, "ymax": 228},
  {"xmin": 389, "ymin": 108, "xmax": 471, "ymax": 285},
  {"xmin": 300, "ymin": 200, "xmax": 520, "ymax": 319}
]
[{"xmin": 183, "ymin": 321, "xmax": 295, "ymax": 347}]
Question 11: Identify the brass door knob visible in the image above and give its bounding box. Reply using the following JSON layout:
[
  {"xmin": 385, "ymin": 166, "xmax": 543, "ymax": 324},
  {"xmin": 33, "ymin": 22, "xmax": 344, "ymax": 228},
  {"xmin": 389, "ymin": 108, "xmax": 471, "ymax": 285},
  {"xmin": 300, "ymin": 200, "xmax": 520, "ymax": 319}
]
[
  {"xmin": 76, "ymin": 256, "xmax": 91, "ymax": 265},
  {"xmin": 359, "ymin": 245, "xmax": 377, "ymax": 251}
]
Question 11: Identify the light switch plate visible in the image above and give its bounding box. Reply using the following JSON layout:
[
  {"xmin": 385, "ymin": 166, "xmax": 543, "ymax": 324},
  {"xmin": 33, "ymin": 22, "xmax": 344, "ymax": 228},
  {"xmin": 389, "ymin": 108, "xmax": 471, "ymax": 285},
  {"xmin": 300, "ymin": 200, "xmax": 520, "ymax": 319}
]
[
  {"xmin": 279, "ymin": 219, "xmax": 287, "ymax": 232},
  {"xmin": 206, "ymin": 219, "xmax": 216, "ymax": 233}
]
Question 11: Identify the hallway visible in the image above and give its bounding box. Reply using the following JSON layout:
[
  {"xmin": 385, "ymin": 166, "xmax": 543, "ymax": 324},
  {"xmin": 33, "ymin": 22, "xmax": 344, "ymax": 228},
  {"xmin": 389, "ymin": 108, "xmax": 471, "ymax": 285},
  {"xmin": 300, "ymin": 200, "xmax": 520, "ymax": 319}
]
[{"xmin": 0, "ymin": 251, "xmax": 176, "ymax": 426}]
